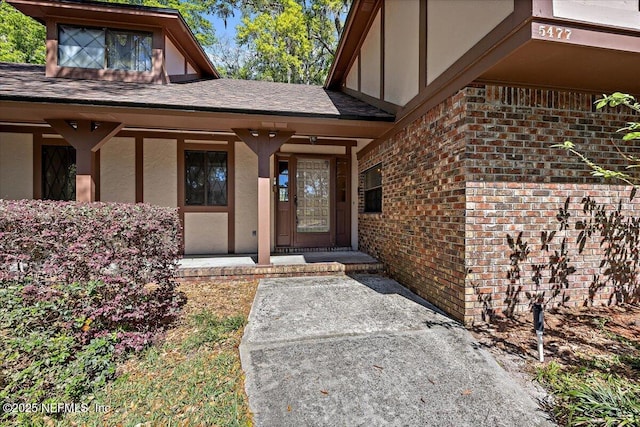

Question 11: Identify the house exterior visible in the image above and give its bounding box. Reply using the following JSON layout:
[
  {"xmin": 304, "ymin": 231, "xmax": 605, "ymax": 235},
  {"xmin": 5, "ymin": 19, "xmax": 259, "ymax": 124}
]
[{"xmin": 2, "ymin": 0, "xmax": 640, "ymax": 324}]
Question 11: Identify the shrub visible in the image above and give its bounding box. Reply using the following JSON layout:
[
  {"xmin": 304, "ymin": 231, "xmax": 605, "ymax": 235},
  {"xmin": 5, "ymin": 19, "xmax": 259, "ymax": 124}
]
[
  {"xmin": 0, "ymin": 201, "xmax": 184, "ymax": 341},
  {"xmin": 0, "ymin": 201, "xmax": 185, "ymax": 421}
]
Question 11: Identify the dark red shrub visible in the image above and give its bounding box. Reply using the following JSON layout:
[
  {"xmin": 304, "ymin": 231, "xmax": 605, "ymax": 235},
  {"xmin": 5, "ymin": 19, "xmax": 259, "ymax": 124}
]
[{"xmin": 0, "ymin": 200, "xmax": 185, "ymax": 348}]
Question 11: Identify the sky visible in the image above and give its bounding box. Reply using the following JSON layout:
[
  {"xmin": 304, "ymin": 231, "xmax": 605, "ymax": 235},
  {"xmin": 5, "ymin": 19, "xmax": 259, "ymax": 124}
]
[{"xmin": 209, "ymin": 11, "xmax": 242, "ymax": 46}]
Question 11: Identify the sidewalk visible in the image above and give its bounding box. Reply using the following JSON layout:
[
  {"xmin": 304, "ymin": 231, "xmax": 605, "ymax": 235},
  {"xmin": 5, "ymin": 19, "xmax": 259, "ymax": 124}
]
[{"xmin": 240, "ymin": 274, "xmax": 554, "ymax": 427}]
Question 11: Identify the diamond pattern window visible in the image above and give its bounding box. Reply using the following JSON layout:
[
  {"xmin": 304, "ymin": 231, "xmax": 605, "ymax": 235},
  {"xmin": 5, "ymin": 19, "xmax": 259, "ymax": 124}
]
[
  {"xmin": 58, "ymin": 25, "xmax": 152, "ymax": 72},
  {"xmin": 185, "ymin": 150, "xmax": 228, "ymax": 206},
  {"xmin": 42, "ymin": 145, "xmax": 76, "ymax": 201},
  {"xmin": 363, "ymin": 164, "xmax": 382, "ymax": 213}
]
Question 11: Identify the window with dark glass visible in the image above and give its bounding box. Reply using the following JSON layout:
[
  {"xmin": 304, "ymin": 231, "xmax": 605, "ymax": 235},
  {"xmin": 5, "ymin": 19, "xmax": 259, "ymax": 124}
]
[
  {"xmin": 58, "ymin": 25, "xmax": 152, "ymax": 71},
  {"xmin": 185, "ymin": 150, "xmax": 228, "ymax": 206},
  {"xmin": 363, "ymin": 164, "xmax": 382, "ymax": 213},
  {"xmin": 42, "ymin": 145, "xmax": 76, "ymax": 201}
]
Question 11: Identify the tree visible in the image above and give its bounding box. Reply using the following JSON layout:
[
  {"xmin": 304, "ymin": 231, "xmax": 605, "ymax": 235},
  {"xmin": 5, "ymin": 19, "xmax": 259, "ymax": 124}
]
[
  {"xmin": 104, "ymin": 0, "xmax": 217, "ymax": 48},
  {"xmin": 0, "ymin": 2, "xmax": 46, "ymax": 64},
  {"xmin": 554, "ymin": 92, "xmax": 640, "ymax": 192},
  {"xmin": 213, "ymin": 0, "xmax": 350, "ymax": 84}
]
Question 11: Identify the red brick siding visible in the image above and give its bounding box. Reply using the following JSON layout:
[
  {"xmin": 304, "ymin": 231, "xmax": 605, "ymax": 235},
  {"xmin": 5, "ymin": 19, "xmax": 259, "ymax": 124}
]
[
  {"xmin": 464, "ymin": 84, "xmax": 639, "ymax": 323},
  {"xmin": 465, "ymin": 182, "xmax": 638, "ymax": 323},
  {"xmin": 359, "ymin": 83, "xmax": 639, "ymax": 324},
  {"xmin": 358, "ymin": 90, "xmax": 468, "ymax": 321}
]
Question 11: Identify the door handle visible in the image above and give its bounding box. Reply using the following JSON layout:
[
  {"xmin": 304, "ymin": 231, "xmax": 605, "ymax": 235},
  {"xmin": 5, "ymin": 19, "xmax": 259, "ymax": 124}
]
[{"xmin": 294, "ymin": 195, "xmax": 297, "ymax": 206}]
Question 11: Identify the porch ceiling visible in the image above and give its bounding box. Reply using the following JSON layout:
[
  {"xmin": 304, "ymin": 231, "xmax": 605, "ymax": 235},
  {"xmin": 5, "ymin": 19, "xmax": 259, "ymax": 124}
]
[{"xmin": 477, "ymin": 21, "xmax": 640, "ymax": 95}]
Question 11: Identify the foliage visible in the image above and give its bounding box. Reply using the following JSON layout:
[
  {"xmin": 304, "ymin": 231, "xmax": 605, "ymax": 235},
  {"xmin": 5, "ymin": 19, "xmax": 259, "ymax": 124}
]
[
  {"xmin": 554, "ymin": 92, "xmax": 640, "ymax": 191},
  {"xmin": 0, "ymin": 282, "xmax": 118, "ymax": 424},
  {"xmin": 65, "ymin": 302, "xmax": 252, "ymax": 426},
  {"xmin": 0, "ymin": 201, "xmax": 185, "ymax": 424},
  {"xmin": 214, "ymin": 0, "xmax": 350, "ymax": 84},
  {"xmin": 0, "ymin": 2, "xmax": 46, "ymax": 64},
  {"xmin": 103, "ymin": 0, "xmax": 217, "ymax": 48},
  {"xmin": 537, "ymin": 361, "xmax": 640, "ymax": 427}
]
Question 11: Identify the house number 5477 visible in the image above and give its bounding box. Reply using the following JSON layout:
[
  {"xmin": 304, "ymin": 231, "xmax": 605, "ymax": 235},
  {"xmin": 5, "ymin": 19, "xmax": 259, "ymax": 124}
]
[{"xmin": 538, "ymin": 25, "xmax": 572, "ymax": 40}]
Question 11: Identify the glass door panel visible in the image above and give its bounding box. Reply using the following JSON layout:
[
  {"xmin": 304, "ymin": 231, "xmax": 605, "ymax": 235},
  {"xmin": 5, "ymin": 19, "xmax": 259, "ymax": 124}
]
[{"xmin": 296, "ymin": 158, "xmax": 330, "ymax": 233}]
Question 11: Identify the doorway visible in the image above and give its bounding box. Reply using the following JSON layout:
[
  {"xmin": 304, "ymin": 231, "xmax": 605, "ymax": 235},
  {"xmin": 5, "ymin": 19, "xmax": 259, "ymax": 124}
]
[{"xmin": 275, "ymin": 154, "xmax": 350, "ymax": 248}]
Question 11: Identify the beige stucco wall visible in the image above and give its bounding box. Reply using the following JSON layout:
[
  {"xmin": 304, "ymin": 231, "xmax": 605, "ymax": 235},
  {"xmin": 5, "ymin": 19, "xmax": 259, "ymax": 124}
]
[
  {"xmin": 427, "ymin": 0, "xmax": 513, "ymax": 84},
  {"xmin": 553, "ymin": 0, "xmax": 640, "ymax": 29},
  {"xmin": 280, "ymin": 144, "xmax": 346, "ymax": 155},
  {"xmin": 360, "ymin": 9, "xmax": 381, "ymax": 98},
  {"xmin": 165, "ymin": 36, "xmax": 185, "ymax": 75},
  {"xmin": 0, "ymin": 132, "xmax": 32, "ymax": 200},
  {"xmin": 235, "ymin": 141, "xmax": 258, "ymax": 253},
  {"xmin": 184, "ymin": 212, "xmax": 228, "ymax": 254},
  {"xmin": 100, "ymin": 137, "xmax": 135, "ymax": 203},
  {"xmin": 346, "ymin": 56, "xmax": 359, "ymax": 90},
  {"xmin": 384, "ymin": 0, "xmax": 420, "ymax": 106},
  {"xmin": 143, "ymin": 138, "xmax": 177, "ymax": 207}
]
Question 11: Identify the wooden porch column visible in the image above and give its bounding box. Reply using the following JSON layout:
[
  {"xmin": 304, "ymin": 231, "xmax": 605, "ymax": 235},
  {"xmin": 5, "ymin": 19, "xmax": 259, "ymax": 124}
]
[
  {"xmin": 46, "ymin": 119, "xmax": 123, "ymax": 202},
  {"xmin": 234, "ymin": 129, "xmax": 294, "ymax": 266}
]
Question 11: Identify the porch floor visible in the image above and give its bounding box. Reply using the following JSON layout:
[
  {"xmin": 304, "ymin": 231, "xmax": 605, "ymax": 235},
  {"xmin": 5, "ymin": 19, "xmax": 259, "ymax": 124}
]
[{"xmin": 177, "ymin": 251, "xmax": 384, "ymax": 281}]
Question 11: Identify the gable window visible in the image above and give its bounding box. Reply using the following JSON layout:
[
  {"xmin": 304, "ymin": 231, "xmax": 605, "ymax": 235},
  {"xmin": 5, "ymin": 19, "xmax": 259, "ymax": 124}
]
[
  {"xmin": 58, "ymin": 25, "xmax": 152, "ymax": 71},
  {"xmin": 42, "ymin": 145, "xmax": 76, "ymax": 201},
  {"xmin": 184, "ymin": 150, "xmax": 228, "ymax": 206},
  {"xmin": 363, "ymin": 164, "xmax": 382, "ymax": 213}
]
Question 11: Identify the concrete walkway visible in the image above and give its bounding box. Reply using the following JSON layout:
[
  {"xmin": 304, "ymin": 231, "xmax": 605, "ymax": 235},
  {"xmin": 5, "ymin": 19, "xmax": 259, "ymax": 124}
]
[{"xmin": 240, "ymin": 274, "xmax": 553, "ymax": 427}]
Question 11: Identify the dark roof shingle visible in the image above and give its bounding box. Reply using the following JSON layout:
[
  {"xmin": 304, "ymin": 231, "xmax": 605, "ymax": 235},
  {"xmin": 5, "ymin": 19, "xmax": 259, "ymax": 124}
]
[{"xmin": 0, "ymin": 63, "xmax": 394, "ymax": 121}]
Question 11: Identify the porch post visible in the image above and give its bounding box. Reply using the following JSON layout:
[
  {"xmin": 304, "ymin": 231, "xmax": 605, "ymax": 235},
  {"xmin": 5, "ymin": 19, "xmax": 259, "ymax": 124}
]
[
  {"xmin": 234, "ymin": 129, "xmax": 294, "ymax": 265},
  {"xmin": 46, "ymin": 119, "xmax": 123, "ymax": 202}
]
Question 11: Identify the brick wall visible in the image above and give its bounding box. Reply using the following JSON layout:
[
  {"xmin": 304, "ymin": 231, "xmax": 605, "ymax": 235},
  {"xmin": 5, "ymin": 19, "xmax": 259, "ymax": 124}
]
[
  {"xmin": 359, "ymin": 83, "xmax": 640, "ymax": 324},
  {"xmin": 358, "ymin": 90, "xmax": 468, "ymax": 321},
  {"xmin": 465, "ymin": 85, "xmax": 640, "ymax": 323}
]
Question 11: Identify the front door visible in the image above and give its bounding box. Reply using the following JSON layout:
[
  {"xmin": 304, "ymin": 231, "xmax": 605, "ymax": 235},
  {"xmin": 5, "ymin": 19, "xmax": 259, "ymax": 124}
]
[{"xmin": 275, "ymin": 155, "xmax": 350, "ymax": 248}]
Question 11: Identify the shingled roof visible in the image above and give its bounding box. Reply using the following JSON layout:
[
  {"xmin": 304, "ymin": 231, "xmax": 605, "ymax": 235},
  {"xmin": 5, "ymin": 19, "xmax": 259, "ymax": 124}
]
[{"xmin": 0, "ymin": 63, "xmax": 394, "ymax": 122}]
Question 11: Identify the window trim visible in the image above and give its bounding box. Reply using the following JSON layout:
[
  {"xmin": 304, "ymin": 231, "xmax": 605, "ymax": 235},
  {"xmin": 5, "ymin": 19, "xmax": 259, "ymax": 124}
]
[
  {"xmin": 178, "ymin": 142, "xmax": 235, "ymax": 214},
  {"xmin": 184, "ymin": 149, "xmax": 229, "ymax": 207},
  {"xmin": 362, "ymin": 163, "xmax": 382, "ymax": 213},
  {"xmin": 58, "ymin": 24, "xmax": 153, "ymax": 72}
]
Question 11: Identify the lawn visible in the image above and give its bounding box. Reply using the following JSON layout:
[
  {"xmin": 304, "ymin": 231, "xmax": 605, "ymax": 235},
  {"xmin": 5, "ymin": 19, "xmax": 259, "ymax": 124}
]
[
  {"xmin": 63, "ymin": 280, "xmax": 258, "ymax": 427},
  {"xmin": 472, "ymin": 305, "xmax": 640, "ymax": 426}
]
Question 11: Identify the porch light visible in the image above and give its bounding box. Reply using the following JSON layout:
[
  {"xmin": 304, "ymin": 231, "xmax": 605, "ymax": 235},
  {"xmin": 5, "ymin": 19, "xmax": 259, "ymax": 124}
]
[
  {"xmin": 249, "ymin": 130, "xmax": 259, "ymax": 137},
  {"xmin": 268, "ymin": 131, "xmax": 277, "ymax": 138},
  {"xmin": 309, "ymin": 135, "xmax": 318, "ymax": 144}
]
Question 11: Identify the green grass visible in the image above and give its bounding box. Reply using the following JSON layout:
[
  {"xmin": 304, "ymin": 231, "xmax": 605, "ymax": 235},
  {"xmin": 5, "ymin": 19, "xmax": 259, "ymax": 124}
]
[
  {"xmin": 63, "ymin": 310, "xmax": 251, "ymax": 427},
  {"xmin": 537, "ymin": 357, "xmax": 640, "ymax": 426}
]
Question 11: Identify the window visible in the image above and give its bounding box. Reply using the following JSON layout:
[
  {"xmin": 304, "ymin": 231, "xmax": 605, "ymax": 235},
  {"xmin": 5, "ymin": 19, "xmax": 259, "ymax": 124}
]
[
  {"xmin": 184, "ymin": 150, "xmax": 228, "ymax": 206},
  {"xmin": 363, "ymin": 164, "xmax": 382, "ymax": 213},
  {"xmin": 58, "ymin": 25, "xmax": 152, "ymax": 71},
  {"xmin": 42, "ymin": 145, "xmax": 76, "ymax": 201}
]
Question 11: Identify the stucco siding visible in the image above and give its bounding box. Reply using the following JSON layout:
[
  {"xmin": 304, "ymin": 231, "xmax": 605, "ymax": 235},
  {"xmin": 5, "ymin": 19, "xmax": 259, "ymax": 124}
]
[
  {"xmin": 100, "ymin": 137, "xmax": 135, "ymax": 203},
  {"xmin": 384, "ymin": 0, "xmax": 419, "ymax": 106},
  {"xmin": 0, "ymin": 132, "xmax": 32, "ymax": 200},
  {"xmin": 165, "ymin": 36, "xmax": 185, "ymax": 75},
  {"xmin": 143, "ymin": 138, "xmax": 177, "ymax": 207},
  {"xmin": 360, "ymin": 9, "xmax": 381, "ymax": 98},
  {"xmin": 552, "ymin": 0, "xmax": 640, "ymax": 29},
  {"xmin": 235, "ymin": 141, "xmax": 258, "ymax": 253},
  {"xmin": 345, "ymin": 55, "xmax": 359, "ymax": 90},
  {"xmin": 427, "ymin": 0, "xmax": 513, "ymax": 84},
  {"xmin": 184, "ymin": 212, "xmax": 228, "ymax": 254}
]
